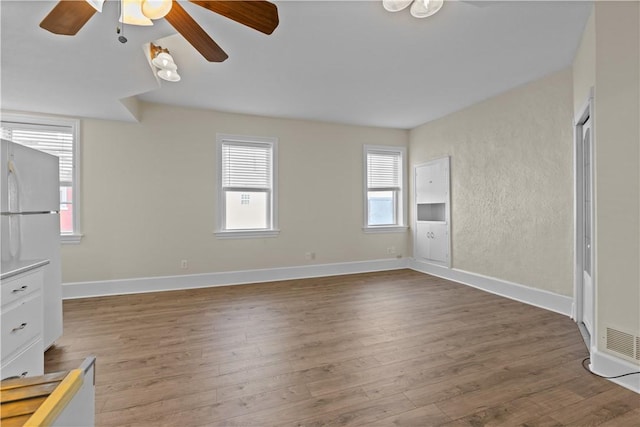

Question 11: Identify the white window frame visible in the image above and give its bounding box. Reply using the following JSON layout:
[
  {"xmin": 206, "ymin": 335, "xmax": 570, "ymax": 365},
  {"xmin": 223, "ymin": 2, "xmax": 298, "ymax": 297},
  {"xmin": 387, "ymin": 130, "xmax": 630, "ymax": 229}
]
[
  {"xmin": 1, "ymin": 112, "xmax": 82, "ymax": 244},
  {"xmin": 363, "ymin": 145, "xmax": 408, "ymax": 233},
  {"xmin": 215, "ymin": 133, "xmax": 279, "ymax": 239}
]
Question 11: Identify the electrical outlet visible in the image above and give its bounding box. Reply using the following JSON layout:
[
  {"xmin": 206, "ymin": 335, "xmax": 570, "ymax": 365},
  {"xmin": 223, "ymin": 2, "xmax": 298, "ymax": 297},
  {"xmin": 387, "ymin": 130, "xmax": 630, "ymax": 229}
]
[
  {"xmin": 180, "ymin": 259, "xmax": 188, "ymax": 269},
  {"xmin": 305, "ymin": 252, "xmax": 316, "ymax": 260},
  {"xmin": 387, "ymin": 246, "xmax": 396, "ymax": 254}
]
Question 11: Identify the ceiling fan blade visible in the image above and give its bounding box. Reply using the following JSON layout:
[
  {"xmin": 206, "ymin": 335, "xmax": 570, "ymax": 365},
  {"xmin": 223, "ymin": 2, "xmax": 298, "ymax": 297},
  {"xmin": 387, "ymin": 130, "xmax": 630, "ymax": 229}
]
[
  {"xmin": 39, "ymin": 0, "xmax": 97, "ymax": 35},
  {"xmin": 165, "ymin": 1, "xmax": 229, "ymax": 63},
  {"xmin": 190, "ymin": 1, "xmax": 279, "ymax": 35}
]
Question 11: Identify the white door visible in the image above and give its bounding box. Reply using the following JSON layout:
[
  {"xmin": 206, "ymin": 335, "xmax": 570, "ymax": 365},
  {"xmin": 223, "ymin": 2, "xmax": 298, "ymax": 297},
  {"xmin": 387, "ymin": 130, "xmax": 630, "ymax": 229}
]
[{"xmin": 581, "ymin": 118, "xmax": 594, "ymax": 334}]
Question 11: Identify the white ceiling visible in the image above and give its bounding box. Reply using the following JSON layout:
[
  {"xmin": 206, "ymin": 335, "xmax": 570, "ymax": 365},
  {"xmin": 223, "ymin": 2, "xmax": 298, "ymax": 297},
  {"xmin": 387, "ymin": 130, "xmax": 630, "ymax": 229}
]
[{"xmin": 1, "ymin": 1, "xmax": 592, "ymax": 129}]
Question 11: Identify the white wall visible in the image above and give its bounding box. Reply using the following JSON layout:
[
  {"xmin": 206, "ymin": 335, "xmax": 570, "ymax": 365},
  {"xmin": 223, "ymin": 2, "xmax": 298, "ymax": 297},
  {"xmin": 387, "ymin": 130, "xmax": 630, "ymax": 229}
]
[
  {"xmin": 61, "ymin": 103, "xmax": 409, "ymax": 283},
  {"xmin": 591, "ymin": 1, "xmax": 640, "ymax": 363},
  {"xmin": 410, "ymin": 69, "xmax": 575, "ymax": 296}
]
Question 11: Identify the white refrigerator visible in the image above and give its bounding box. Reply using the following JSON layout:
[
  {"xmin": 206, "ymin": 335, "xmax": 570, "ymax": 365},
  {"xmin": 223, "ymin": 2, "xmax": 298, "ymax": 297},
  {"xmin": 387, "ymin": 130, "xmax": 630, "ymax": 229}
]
[{"xmin": 1, "ymin": 139, "xmax": 63, "ymax": 349}]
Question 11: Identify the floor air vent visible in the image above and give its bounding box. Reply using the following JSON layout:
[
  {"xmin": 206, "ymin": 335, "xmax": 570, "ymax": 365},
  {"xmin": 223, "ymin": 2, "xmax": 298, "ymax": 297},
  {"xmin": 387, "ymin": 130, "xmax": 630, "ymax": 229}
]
[{"xmin": 606, "ymin": 327, "xmax": 637, "ymax": 361}]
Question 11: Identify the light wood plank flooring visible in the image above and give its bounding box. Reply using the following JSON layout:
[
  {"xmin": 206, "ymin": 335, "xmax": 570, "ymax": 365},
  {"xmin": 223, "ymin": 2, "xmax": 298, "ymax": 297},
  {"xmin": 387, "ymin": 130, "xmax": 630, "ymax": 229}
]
[{"xmin": 45, "ymin": 270, "xmax": 639, "ymax": 426}]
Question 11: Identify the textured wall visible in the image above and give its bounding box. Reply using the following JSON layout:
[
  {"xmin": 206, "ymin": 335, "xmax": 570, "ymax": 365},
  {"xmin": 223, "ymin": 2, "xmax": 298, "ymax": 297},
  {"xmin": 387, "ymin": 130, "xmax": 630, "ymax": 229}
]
[
  {"xmin": 61, "ymin": 103, "xmax": 409, "ymax": 283},
  {"xmin": 573, "ymin": 7, "xmax": 595, "ymax": 113},
  {"xmin": 410, "ymin": 69, "xmax": 574, "ymax": 296}
]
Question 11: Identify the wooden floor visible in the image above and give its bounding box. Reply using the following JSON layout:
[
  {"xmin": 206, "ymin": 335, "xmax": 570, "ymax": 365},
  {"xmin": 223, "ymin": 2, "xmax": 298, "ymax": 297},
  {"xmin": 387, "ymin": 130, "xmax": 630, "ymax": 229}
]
[{"xmin": 45, "ymin": 270, "xmax": 639, "ymax": 426}]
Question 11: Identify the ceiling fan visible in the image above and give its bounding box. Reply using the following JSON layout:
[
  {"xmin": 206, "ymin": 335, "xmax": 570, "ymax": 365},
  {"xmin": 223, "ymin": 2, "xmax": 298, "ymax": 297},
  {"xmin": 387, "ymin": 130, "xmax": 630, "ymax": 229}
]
[{"xmin": 39, "ymin": 0, "xmax": 280, "ymax": 63}]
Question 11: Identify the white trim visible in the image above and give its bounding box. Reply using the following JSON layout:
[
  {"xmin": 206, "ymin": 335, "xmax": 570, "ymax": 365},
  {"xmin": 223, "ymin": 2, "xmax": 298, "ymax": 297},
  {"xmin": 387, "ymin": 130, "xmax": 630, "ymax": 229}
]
[
  {"xmin": 63, "ymin": 257, "xmax": 574, "ymax": 318},
  {"xmin": 573, "ymin": 89, "xmax": 596, "ymax": 350},
  {"xmin": 61, "ymin": 233, "xmax": 83, "ymax": 244},
  {"xmin": 589, "ymin": 349, "xmax": 640, "ymax": 394},
  {"xmin": 409, "ymin": 259, "xmax": 573, "ymax": 316},
  {"xmin": 213, "ymin": 229, "xmax": 280, "ymax": 239},
  {"xmin": 362, "ymin": 225, "xmax": 409, "ymax": 233},
  {"xmin": 62, "ymin": 258, "xmax": 409, "ymax": 299}
]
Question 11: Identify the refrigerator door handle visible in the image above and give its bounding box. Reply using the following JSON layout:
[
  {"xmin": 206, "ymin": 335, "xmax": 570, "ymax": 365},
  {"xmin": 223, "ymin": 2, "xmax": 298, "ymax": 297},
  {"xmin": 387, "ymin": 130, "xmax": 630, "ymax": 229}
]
[{"xmin": 7, "ymin": 160, "xmax": 20, "ymax": 213}]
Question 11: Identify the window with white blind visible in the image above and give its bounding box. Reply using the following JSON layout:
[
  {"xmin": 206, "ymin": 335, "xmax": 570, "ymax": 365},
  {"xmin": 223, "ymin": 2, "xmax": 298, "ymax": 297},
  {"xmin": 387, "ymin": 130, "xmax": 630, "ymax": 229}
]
[
  {"xmin": 364, "ymin": 145, "xmax": 407, "ymax": 231},
  {"xmin": 1, "ymin": 114, "xmax": 81, "ymax": 243},
  {"xmin": 216, "ymin": 134, "xmax": 279, "ymax": 237}
]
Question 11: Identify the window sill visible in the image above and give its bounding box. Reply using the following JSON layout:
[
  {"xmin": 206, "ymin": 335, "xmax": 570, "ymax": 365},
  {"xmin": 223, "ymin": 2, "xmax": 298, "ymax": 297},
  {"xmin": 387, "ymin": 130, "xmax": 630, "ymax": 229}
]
[
  {"xmin": 61, "ymin": 233, "xmax": 83, "ymax": 244},
  {"xmin": 362, "ymin": 226, "xmax": 409, "ymax": 234},
  {"xmin": 214, "ymin": 229, "xmax": 280, "ymax": 239}
]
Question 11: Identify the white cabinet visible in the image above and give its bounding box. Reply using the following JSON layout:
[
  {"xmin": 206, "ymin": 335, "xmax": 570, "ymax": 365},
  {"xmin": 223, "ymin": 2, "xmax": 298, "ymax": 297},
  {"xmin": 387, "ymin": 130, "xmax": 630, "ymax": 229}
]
[
  {"xmin": 0, "ymin": 261, "xmax": 47, "ymax": 380},
  {"xmin": 415, "ymin": 222, "xmax": 449, "ymax": 263},
  {"xmin": 416, "ymin": 159, "xmax": 448, "ymax": 204},
  {"xmin": 414, "ymin": 157, "xmax": 451, "ymax": 267}
]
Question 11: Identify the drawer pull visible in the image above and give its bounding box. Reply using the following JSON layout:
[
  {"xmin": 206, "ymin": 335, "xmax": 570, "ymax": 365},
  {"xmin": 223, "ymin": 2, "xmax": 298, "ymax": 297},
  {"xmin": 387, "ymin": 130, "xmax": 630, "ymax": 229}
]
[
  {"xmin": 11, "ymin": 285, "xmax": 28, "ymax": 293},
  {"xmin": 11, "ymin": 322, "xmax": 27, "ymax": 332}
]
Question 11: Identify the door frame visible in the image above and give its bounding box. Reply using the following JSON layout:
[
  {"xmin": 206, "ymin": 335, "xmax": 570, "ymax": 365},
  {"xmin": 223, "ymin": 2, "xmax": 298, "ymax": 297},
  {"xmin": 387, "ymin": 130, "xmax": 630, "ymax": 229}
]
[{"xmin": 573, "ymin": 88, "xmax": 596, "ymax": 352}]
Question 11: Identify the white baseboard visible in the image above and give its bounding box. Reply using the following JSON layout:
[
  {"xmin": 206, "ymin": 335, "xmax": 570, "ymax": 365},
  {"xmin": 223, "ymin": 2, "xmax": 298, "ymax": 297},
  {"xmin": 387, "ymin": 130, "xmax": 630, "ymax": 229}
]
[
  {"xmin": 62, "ymin": 258, "xmax": 409, "ymax": 299},
  {"xmin": 589, "ymin": 349, "xmax": 640, "ymax": 394},
  {"xmin": 408, "ymin": 259, "xmax": 573, "ymax": 317},
  {"xmin": 64, "ymin": 257, "xmax": 573, "ymax": 319}
]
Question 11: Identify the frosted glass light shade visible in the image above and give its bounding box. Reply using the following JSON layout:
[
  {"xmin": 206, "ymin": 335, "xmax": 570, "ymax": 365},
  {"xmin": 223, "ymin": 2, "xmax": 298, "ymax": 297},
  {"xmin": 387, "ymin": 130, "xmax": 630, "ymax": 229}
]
[
  {"xmin": 158, "ymin": 69, "xmax": 181, "ymax": 82},
  {"xmin": 120, "ymin": 0, "xmax": 153, "ymax": 26},
  {"xmin": 152, "ymin": 52, "xmax": 178, "ymax": 71},
  {"xmin": 85, "ymin": 0, "xmax": 105, "ymax": 12},
  {"xmin": 410, "ymin": 0, "xmax": 444, "ymax": 18},
  {"xmin": 382, "ymin": 0, "xmax": 413, "ymax": 12},
  {"xmin": 141, "ymin": 0, "xmax": 173, "ymax": 20}
]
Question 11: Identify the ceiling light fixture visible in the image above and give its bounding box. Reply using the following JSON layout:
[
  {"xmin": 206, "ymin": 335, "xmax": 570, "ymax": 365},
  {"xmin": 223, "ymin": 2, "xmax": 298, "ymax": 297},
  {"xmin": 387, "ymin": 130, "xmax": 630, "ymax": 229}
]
[
  {"xmin": 150, "ymin": 43, "xmax": 181, "ymax": 82},
  {"xmin": 118, "ymin": 0, "xmax": 173, "ymax": 26},
  {"xmin": 382, "ymin": 0, "xmax": 444, "ymax": 18},
  {"xmin": 141, "ymin": 0, "xmax": 173, "ymax": 20}
]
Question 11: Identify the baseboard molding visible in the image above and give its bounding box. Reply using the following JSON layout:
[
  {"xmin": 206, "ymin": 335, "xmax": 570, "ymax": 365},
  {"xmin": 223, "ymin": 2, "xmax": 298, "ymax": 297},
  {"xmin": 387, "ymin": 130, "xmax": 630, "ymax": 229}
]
[
  {"xmin": 62, "ymin": 258, "xmax": 409, "ymax": 299},
  {"xmin": 590, "ymin": 349, "xmax": 640, "ymax": 394},
  {"xmin": 408, "ymin": 259, "xmax": 573, "ymax": 317}
]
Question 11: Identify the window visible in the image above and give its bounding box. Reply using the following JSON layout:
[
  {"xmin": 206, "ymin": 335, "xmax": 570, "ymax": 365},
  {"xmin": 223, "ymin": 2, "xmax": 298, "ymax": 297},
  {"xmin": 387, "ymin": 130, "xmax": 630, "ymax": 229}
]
[
  {"xmin": 1, "ymin": 114, "xmax": 81, "ymax": 243},
  {"xmin": 216, "ymin": 134, "xmax": 278, "ymax": 237},
  {"xmin": 364, "ymin": 145, "xmax": 407, "ymax": 231}
]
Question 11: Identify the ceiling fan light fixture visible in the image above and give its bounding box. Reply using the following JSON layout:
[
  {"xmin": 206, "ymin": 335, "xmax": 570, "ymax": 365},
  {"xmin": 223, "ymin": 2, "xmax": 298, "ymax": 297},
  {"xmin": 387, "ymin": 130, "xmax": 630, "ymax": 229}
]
[
  {"xmin": 150, "ymin": 43, "xmax": 181, "ymax": 82},
  {"xmin": 157, "ymin": 69, "xmax": 181, "ymax": 82},
  {"xmin": 85, "ymin": 0, "xmax": 105, "ymax": 12},
  {"xmin": 382, "ymin": 0, "xmax": 413, "ymax": 12},
  {"xmin": 120, "ymin": 0, "xmax": 153, "ymax": 26},
  {"xmin": 409, "ymin": 0, "xmax": 444, "ymax": 18},
  {"xmin": 152, "ymin": 52, "xmax": 178, "ymax": 71},
  {"xmin": 141, "ymin": 0, "xmax": 173, "ymax": 20}
]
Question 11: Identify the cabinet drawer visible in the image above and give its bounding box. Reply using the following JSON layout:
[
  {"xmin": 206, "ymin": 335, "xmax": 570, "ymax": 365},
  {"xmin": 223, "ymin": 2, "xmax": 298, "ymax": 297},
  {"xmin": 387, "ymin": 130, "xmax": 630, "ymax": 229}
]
[
  {"xmin": 1, "ymin": 269, "xmax": 43, "ymax": 308},
  {"xmin": 1, "ymin": 294, "xmax": 42, "ymax": 361},
  {"xmin": 0, "ymin": 339, "xmax": 44, "ymax": 380}
]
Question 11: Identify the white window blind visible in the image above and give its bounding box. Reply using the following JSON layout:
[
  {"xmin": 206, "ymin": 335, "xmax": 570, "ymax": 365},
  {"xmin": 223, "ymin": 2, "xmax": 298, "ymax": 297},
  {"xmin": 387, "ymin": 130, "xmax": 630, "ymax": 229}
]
[
  {"xmin": 222, "ymin": 142, "xmax": 272, "ymax": 189},
  {"xmin": 1, "ymin": 122, "xmax": 74, "ymax": 185},
  {"xmin": 367, "ymin": 151, "xmax": 401, "ymax": 189}
]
